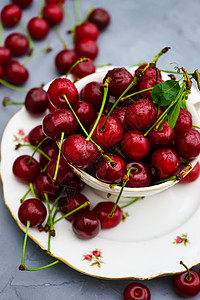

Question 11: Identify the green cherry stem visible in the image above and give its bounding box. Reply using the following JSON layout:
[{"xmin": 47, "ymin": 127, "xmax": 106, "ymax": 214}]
[
  {"xmin": 39, "ymin": 0, "xmax": 45, "ymax": 18},
  {"xmin": 0, "ymin": 79, "xmax": 29, "ymax": 92},
  {"xmin": 2, "ymin": 97, "xmax": 24, "ymax": 105},
  {"xmin": 20, "ymin": 187, "xmax": 31, "ymax": 203},
  {"xmin": 29, "ymin": 182, "xmax": 37, "ymax": 199},
  {"xmin": 180, "ymin": 261, "xmax": 191, "ymax": 281},
  {"xmin": 61, "ymin": 4, "xmax": 74, "ymax": 32},
  {"xmin": 0, "ymin": 22, "xmax": 4, "ymax": 47},
  {"xmin": 65, "ymin": 57, "xmax": 90, "ymax": 77},
  {"xmin": 74, "ymin": 0, "xmax": 82, "ymax": 25},
  {"xmin": 151, "ymin": 46, "xmax": 171, "ymax": 64},
  {"xmin": 27, "ymin": 137, "xmax": 49, "ymax": 165},
  {"xmin": 19, "ymin": 220, "xmax": 30, "ymax": 271},
  {"xmin": 120, "ymin": 87, "xmax": 153, "ymax": 102},
  {"xmin": 192, "ymin": 124, "xmax": 200, "ymax": 130},
  {"xmin": 53, "ymin": 131, "xmax": 65, "ymax": 182},
  {"xmin": 44, "ymin": 193, "xmax": 55, "ymax": 238},
  {"xmin": 18, "ymin": 22, "xmax": 34, "ymax": 55},
  {"xmin": 53, "ymin": 25, "xmax": 67, "ymax": 48},
  {"xmin": 120, "ymin": 197, "xmax": 142, "ymax": 209},
  {"xmin": 23, "ymin": 47, "xmax": 52, "ymax": 66},
  {"xmin": 18, "ymin": 143, "xmax": 51, "ymax": 161},
  {"xmin": 23, "ymin": 260, "xmax": 60, "ymax": 271}
]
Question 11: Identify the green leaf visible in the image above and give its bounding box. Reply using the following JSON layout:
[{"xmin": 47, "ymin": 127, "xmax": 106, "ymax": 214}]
[
  {"xmin": 167, "ymin": 97, "xmax": 182, "ymax": 129},
  {"xmin": 151, "ymin": 80, "xmax": 181, "ymax": 106}
]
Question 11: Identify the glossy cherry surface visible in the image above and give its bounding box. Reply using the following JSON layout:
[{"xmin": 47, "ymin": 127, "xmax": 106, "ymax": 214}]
[
  {"xmin": 42, "ymin": 3, "xmax": 64, "ymax": 26},
  {"xmin": 55, "ymin": 49, "xmax": 78, "ymax": 74},
  {"xmin": 39, "ymin": 143, "xmax": 59, "ymax": 168},
  {"xmin": 180, "ymin": 161, "xmax": 200, "ymax": 183},
  {"xmin": 88, "ymin": 8, "xmax": 111, "ymax": 30},
  {"xmin": 80, "ymin": 81, "xmax": 104, "ymax": 108},
  {"xmin": 75, "ymin": 39, "xmax": 99, "ymax": 60},
  {"xmin": 12, "ymin": 155, "xmax": 40, "ymax": 183},
  {"xmin": 0, "ymin": 46, "xmax": 12, "ymax": 66},
  {"xmin": 139, "ymin": 75, "xmax": 163, "ymax": 100},
  {"xmin": 71, "ymin": 59, "xmax": 96, "ymax": 79},
  {"xmin": 175, "ymin": 128, "xmax": 200, "ymax": 160},
  {"xmin": 11, "ymin": 0, "xmax": 33, "ymax": 9},
  {"xmin": 123, "ymin": 282, "xmax": 151, "ymax": 300},
  {"xmin": 75, "ymin": 22, "xmax": 99, "ymax": 41},
  {"xmin": 126, "ymin": 161, "xmax": 151, "ymax": 187},
  {"xmin": 4, "ymin": 60, "xmax": 29, "ymax": 85},
  {"xmin": 27, "ymin": 17, "xmax": 49, "ymax": 40},
  {"xmin": 28, "ymin": 125, "xmax": 53, "ymax": 149},
  {"xmin": 25, "ymin": 87, "xmax": 49, "ymax": 115},
  {"xmin": 147, "ymin": 121, "xmax": 175, "ymax": 148},
  {"xmin": 74, "ymin": 100, "xmax": 95, "ymax": 127},
  {"xmin": 33, "ymin": 172, "xmax": 61, "ymax": 201},
  {"xmin": 1, "ymin": 4, "xmax": 22, "ymax": 27},
  {"xmin": 46, "ymin": 155, "xmax": 74, "ymax": 183},
  {"xmin": 173, "ymin": 269, "xmax": 200, "ymax": 297},
  {"xmin": 5, "ymin": 32, "xmax": 29, "ymax": 57},
  {"xmin": 174, "ymin": 108, "xmax": 192, "ymax": 134}
]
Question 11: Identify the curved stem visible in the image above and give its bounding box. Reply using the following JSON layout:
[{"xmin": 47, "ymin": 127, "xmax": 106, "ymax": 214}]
[
  {"xmin": 61, "ymin": 4, "xmax": 74, "ymax": 32},
  {"xmin": 53, "ymin": 132, "xmax": 65, "ymax": 182},
  {"xmin": 74, "ymin": 0, "xmax": 81, "ymax": 25},
  {"xmin": 120, "ymin": 197, "xmax": 142, "ymax": 209},
  {"xmin": 65, "ymin": 57, "xmax": 90, "ymax": 77},
  {"xmin": 0, "ymin": 22, "xmax": 4, "ymax": 47},
  {"xmin": 29, "ymin": 183, "xmax": 37, "ymax": 199},
  {"xmin": 53, "ymin": 25, "xmax": 67, "ymax": 48},
  {"xmin": 18, "ymin": 22, "xmax": 34, "ymax": 55},
  {"xmin": 20, "ymin": 187, "xmax": 31, "ymax": 203},
  {"xmin": 24, "ymin": 260, "xmax": 60, "ymax": 271},
  {"xmin": 180, "ymin": 261, "xmax": 191, "ymax": 281},
  {"xmin": 19, "ymin": 220, "xmax": 30, "ymax": 270},
  {"xmin": 27, "ymin": 137, "xmax": 49, "ymax": 165},
  {"xmin": 23, "ymin": 47, "xmax": 51, "ymax": 66},
  {"xmin": 18, "ymin": 144, "xmax": 51, "ymax": 161},
  {"xmin": 0, "ymin": 79, "xmax": 29, "ymax": 92}
]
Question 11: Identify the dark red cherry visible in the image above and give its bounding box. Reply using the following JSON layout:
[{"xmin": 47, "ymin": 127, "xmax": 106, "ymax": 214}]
[
  {"xmin": 126, "ymin": 161, "xmax": 151, "ymax": 187},
  {"xmin": 74, "ymin": 100, "xmax": 95, "ymax": 127},
  {"xmin": 0, "ymin": 46, "xmax": 12, "ymax": 66},
  {"xmin": 80, "ymin": 81, "xmax": 104, "ymax": 108},
  {"xmin": 47, "ymin": 78, "xmax": 79, "ymax": 109},
  {"xmin": 174, "ymin": 108, "xmax": 192, "ymax": 134},
  {"xmin": 42, "ymin": 109, "xmax": 77, "ymax": 140},
  {"xmin": 42, "ymin": 4, "xmax": 64, "ymax": 26},
  {"xmin": 126, "ymin": 98, "xmax": 157, "ymax": 130},
  {"xmin": 95, "ymin": 153, "xmax": 126, "ymax": 183},
  {"xmin": 75, "ymin": 39, "xmax": 98, "ymax": 60},
  {"xmin": 33, "ymin": 172, "xmax": 61, "ymax": 201},
  {"xmin": 39, "ymin": 143, "xmax": 59, "ymax": 169},
  {"xmin": 135, "ymin": 63, "xmax": 162, "ymax": 83},
  {"xmin": 174, "ymin": 128, "xmax": 200, "ymax": 160},
  {"xmin": 25, "ymin": 87, "xmax": 48, "ymax": 115},
  {"xmin": 1, "ymin": 4, "xmax": 22, "ymax": 27},
  {"xmin": 89, "ymin": 116, "xmax": 124, "ymax": 149},
  {"xmin": 151, "ymin": 148, "xmax": 181, "ymax": 179},
  {"xmin": 88, "ymin": 8, "xmax": 111, "ymax": 30},
  {"xmin": 111, "ymin": 106, "xmax": 131, "ymax": 132},
  {"xmin": 27, "ymin": 17, "xmax": 49, "ymax": 40},
  {"xmin": 93, "ymin": 201, "xmax": 123, "ymax": 229},
  {"xmin": 72, "ymin": 210, "xmax": 101, "ymax": 239},
  {"xmin": 18, "ymin": 199, "xmax": 47, "ymax": 227},
  {"xmin": 4, "ymin": 60, "xmax": 29, "ymax": 85},
  {"xmin": 181, "ymin": 161, "xmax": 200, "ymax": 183},
  {"xmin": 12, "ymin": 155, "xmax": 40, "ymax": 183},
  {"xmin": 59, "ymin": 193, "xmax": 90, "ymax": 221},
  {"xmin": 0, "ymin": 65, "xmax": 3, "ymax": 79},
  {"xmin": 46, "ymin": 155, "xmax": 74, "ymax": 183},
  {"xmin": 121, "ymin": 130, "xmax": 150, "ymax": 160},
  {"xmin": 5, "ymin": 32, "xmax": 29, "ymax": 57},
  {"xmin": 139, "ymin": 76, "xmax": 163, "ymax": 100},
  {"xmin": 65, "ymin": 173, "xmax": 85, "ymax": 193},
  {"xmin": 28, "ymin": 125, "xmax": 53, "ymax": 149},
  {"xmin": 103, "ymin": 67, "xmax": 134, "ymax": 98},
  {"xmin": 45, "ymin": 0, "xmax": 65, "ymax": 3},
  {"xmin": 75, "ymin": 22, "xmax": 99, "ymax": 41},
  {"xmin": 11, "ymin": 0, "xmax": 33, "ymax": 9},
  {"xmin": 62, "ymin": 134, "xmax": 99, "ymax": 169},
  {"xmin": 55, "ymin": 49, "xmax": 78, "ymax": 74},
  {"xmin": 147, "ymin": 121, "xmax": 175, "ymax": 148},
  {"xmin": 71, "ymin": 59, "xmax": 96, "ymax": 79},
  {"xmin": 123, "ymin": 282, "xmax": 151, "ymax": 300}
]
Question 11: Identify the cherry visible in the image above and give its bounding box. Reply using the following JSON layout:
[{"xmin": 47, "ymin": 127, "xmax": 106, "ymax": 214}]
[
  {"xmin": 65, "ymin": 173, "xmax": 85, "ymax": 193},
  {"xmin": 123, "ymin": 282, "xmax": 151, "ymax": 300},
  {"xmin": 174, "ymin": 128, "xmax": 200, "ymax": 160},
  {"xmin": 1, "ymin": 4, "xmax": 22, "ymax": 28},
  {"xmin": 121, "ymin": 130, "xmax": 150, "ymax": 160},
  {"xmin": 4, "ymin": 60, "xmax": 29, "ymax": 85},
  {"xmin": 33, "ymin": 172, "xmax": 61, "ymax": 201},
  {"xmin": 88, "ymin": 8, "xmax": 111, "ymax": 31},
  {"xmin": 80, "ymin": 81, "xmax": 104, "ymax": 108},
  {"xmin": 27, "ymin": 17, "xmax": 49, "ymax": 40},
  {"xmin": 46, "ymin": 0, "xmax": 65, "ymax": 3},
  {"xmin": 71, "ymin": 59, "xmax": 96, "ymax": 79},
  {"xmin": 95, "ymin": 153, "xmax": 126, "ymax": 183},
  {"xmin": 47, "ymin": 78, "xmax": 79, "ymax": 109},
  {"xmin": 139, "ymin": 76, "xmax": 163, "ymax": 100},
  {"xmin": 46, "ymin": 155, "xmax": 74, "ymax": 183},
  {"xmin": 0, "ymin": 65, "xmax": 3, "ymax": 79},
  {"xmin": 147, "ymin": 121, "xmax": 175, "ymax": 148},
  {"xmin": 59, "ymin": 193, "xmax": 90, "ymax": 221},
  {"xmin": 62, "ymin": 134, "xmax": 99, "ymax": 169},
  {"xmin": 103, "ymin": 67, "xmax": 134, "ymax": 98},
  {"xmin": 55, "ymin": 49, "xmax": 78, "ymax": 74},
  {"xmin": 151, "ymin": 148, "xmax": 181, "ymax": 179},
  {"xmin": 174, "ymin": 108, "xmax": 192, "ymax": 134},
  {"xmin": 5, "ymin": 32, "xmax": 29, "ymax": 57},
  {"xmin": 0, "ymin": 46, "xmax": 12, "ymax": 66},
  {"xmin": 28, "ymin": 125, "xmax": 53, "ymax": 149},
  {"xmin": 18, "ymin": 199, "xmax": 47, "ymax": 227},
  {"xmin": 11, "ymin": 0, "xmax": 33, "ymax": 9},
  {"xmin": 89, "ymin": 116, "xmax": 124, "ymax": 149},
  {"xmin": 126, "ymin": 161, "xmax": 151, "ymax": 187},
  {"xmin": 173, "ymin": 261, "xmax": 200, "ymax": 297},
  {"xmin": 74, "ymin": 100, "xmax": 95, "ymax": 127},
  {"xmin": 24, "ymin": 87, "xmax": 49, "ymax": 115},
  {"xmin": 135, "ymin": 63, "xmax": 162, "ymax": 83},
  {"xmin": 75, "ymin": 22, "xmax": 99, "ymax": 41},
  {"xmin": 42, "ymin": 4, "xmax": 64, "ymax": 26},
  {"xmin": 42, "ymin": 109, "xmax": 77, "ymax": 140},
  {"xmin": 72, "ymin": 210, "xmax": 101, "ymax": 239},
  {"xmin": 39, "ymin": 143, "xmax": 59, "ymax": 169},
  {"xmin": 111, "ymin": 106, "xmax": 131, "ymax": 132},
  {"xmin": 93, "ymin": 201, "xmax": 123, "ymax": 229},
  {"xmin": 12, "ymin": 155, "xmax": 40, "ymax": 183},
  {"xmin": 126, "ymin": 98, "xmax": 158, "ymax": 130},
  {"xmin": 75, "ymin": 39, "xmax": 98, "ymax": 60},
  {"xmin": 180, "ymin": 161, "xmax": 200, "ymax": 183}
]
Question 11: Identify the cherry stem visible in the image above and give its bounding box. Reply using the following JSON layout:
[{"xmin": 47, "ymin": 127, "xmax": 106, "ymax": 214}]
[
  {"xmin": 46, "ymin": 187, "xmax": 65, "ymax": 228},
  {"xmin": 61, "ymin": 4, "xmax": 74, "ymax": 32},
  {"xmin": 23, "ymin": 260, "xmax": 60, "ymax": 271},
  {"xmin": 23, "ymin": 47, "xmax": 52, "ymax": 66},
  {"xmin": 153, "ymin": 176, "xmax": 176, "ymax": 185},
  {"xmin": 53, "ymin": 201, "xmax": 90, "ymax": 224},
  {"xmin": 192, "ymin": 124, "xmax": 200, "ymax": 130},
  {"xmin": 74, "ymin": 0, "xmax": 82, "ymax": 25},
  {"xmin": 19, "ymin": 220, "xmax": 30, "ymax": 270},
  {"xmin": 121, "ymin": 87, "xmax": 153, "ymax": 102},
  {"xmin": 20, "ymin": 187, "xmax": 31, "ymax": 203},
  {"xmin": 65, "ymin": 57, "xmax": 90, "ymax": 77},
  {"xmin": 180, "ymin": 261, "xmax": 191, "ymax": 281},
  {"xmin": 53, "ymin": 132, "xmax": 65, "ymax": 182},
  {"xmin": 39, "ymin": 0, "xmax": 45, "ymax": 18},
  {"xmin": 53, "ymin": 25, "xmax": 67, "ymax": 48},
  {"xmin": 82, "ymin": 8, "xmax": 94, "ymax": 23},
  {"xmin": 2, "ymin": 97, "xmax": 24, "ymax": 106},
  {"xmin": 0, "ymin": 79, "xmax": 29, "ymax": 93},
  {"xmin": 18, "ymin": 143, "xmax": 51, "ymax": 161},
  {"xmin": 0, "ymin": 22, "xmax": 4, "ymax": 47},
  {"xmin": 18, "ymin": 22, "xmax": 34, "ymax": 55},
  {"xmin": 95, "ymin": 63, "xmax": 112, "ymax": 68},
  {"xmin": 86, "ymin": 78, "xmax": 110, "ymax": 140},
  {"xmin": 151, "ymin": 46, "xmax": 171, "ymax": 64},
  {"xmin": 27, "ymin": 137, "xmax": 49, "ymax": 165},
  {"xmin": 120, "ymin": 197, "xmax": 142, "ymax": 209},
  {"xmin": 44, "ymin": 193, "xmax": 55, "ymax": 239},
  {"xmin": 29, "ymin": 182, "xmax": 37, "ymax": 199}
]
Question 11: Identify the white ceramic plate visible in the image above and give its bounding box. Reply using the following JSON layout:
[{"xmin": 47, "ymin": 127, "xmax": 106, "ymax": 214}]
[{"xmin": 1, "ymin": 67, "xmax": 200, "ymax": 279}]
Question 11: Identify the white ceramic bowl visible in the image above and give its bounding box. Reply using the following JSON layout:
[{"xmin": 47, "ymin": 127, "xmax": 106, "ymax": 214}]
[{"xmin": 45, "ymin": 67, "xmax": 200, "ymax": 199}]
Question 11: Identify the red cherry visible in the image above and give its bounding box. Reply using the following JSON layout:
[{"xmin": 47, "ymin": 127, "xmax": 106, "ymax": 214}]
[
  {"xmin": 46, "ymin": 155, "xmax": 74, "ymax": 183},
  {"xmin": 55, "ymin": 49, "xmax": 78, "ymax": 74},
  {"xmin": 0, "ymin": 46, "xmax": 12, "ymax": 66},
  {"xmin": 62, "ymin": 134, "xmax": 99, "ymax": 169},
  {"xmin": 4, "ymin": 60, "xmax": 29, "ymax": 85},
  {"xmin": 1, "ymin": 4, "xmax": 22, "ymax": 27},
  {"xmin": 147, "ymin": 121, "xmax": 175, "ymax": 148},
  {"xmin": 5, "ymin": 32, "xmax": 29, "ymax": 57},
  {"xmin": 74, "ymin": 100, "xmax": 96, "ymax": 127},
  {"xmin": 135, "ymin": 63, "xmax": 162, "ymax": 83},
  {"xmin": 71, "ymin": 59, "xmax": 96, "ymax": 79},
  {"xmin": 59, "ymin": 193, "xmax": 90, "ymax": 221},
  {"xmin": 126, "ymin": 161, "xmax": 151, "ymax": 187},
  {"xmin": 42, "ymin": 4, "xmax": 64, "ymax": 26},
  {"xmin": 80, "ymin": 81, "xmax": 104, "ymax": 108},
  {"xmin": 45, "ymin": 0, "xmax": 65, "ymax": 3},
  {"xmin": 180, "ymin": 161, "xmax": 200, "ymax": 183},
  {"xmin": 28, "ymin": 125, "xmax": 53, "ymax": 149},
  {"xmin": 25, "ymin": 87, "xmax": 48, "ymax": 115},
  {"xmin": 39, "ymin": 143, "xmax": 59, "ymax": 169},
  {"xmin": 75, "ymin": 22, "xmax": 99, "ymax": 41},
  {"xmin": 0, "ymin": 65, "xmax": 3, "ymax": 79},
  {"xmin": 12, "ymin": 155, "xmax": 40, "ymax": 183},
  {"xmin": 18, "ymin": 199, "xmax": 47, "ymax": 227},
  {"xmin": 175, "ymin": 128, "xmax": 200, "ymax": 160},
  {"xmin": 123, "ymin": 282, "xmax": 151, "ymax": 300},
  {"xmin": 93, "ymin": 201, "xmax": 123, "ymax": 229},
  {"xmin": 88, "ymin": 8, "xmax": 111, "ymax": 30},
  {"xmin": 75, "ymin": 39, "xmax": 99, "ymax": 60},
  {"xmin": 27, "ymin": 17, "xmax": 49, "ymax": 40},
  {"xmin": 111, "ymin": 106, "xmax": 131, "ymax": 132},
  {"xmin": 139, "ymin": 76, "xmax": 163, "ymax": 100},
  {"xmin": 174, "ymin": 108, "xmax": 192, "ymax": 134},
  {"xmin": 11, "ymin": 0, "xmax": 33, "ymax": 9},
  {"xmin": 33, "ymin": 172, "xmax": 61, "ymax": 201},
  {"xmin": 72, "ymin": 210, "xmax": 101, "ymax": 239},
  {"xmin": 65, "ymin": 173, "xmax": 85, "ymax": 193}
]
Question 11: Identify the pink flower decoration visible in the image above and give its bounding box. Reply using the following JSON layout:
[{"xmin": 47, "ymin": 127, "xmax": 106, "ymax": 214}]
[
  {"xmin": 84, "ymin": 254, "xmax": 92, "ymax": 261},
  {"xmin": 92, "ymin": 250, "xmax": 101, "ymax": 257},
  {"xmin": 176, "ymin": 236, "xmax": 183, "ymax": 244},
  {"xmin": 24, "ymin": 136, "xmax": 28, "ymax": 142},
  {"xmin": 18, "ymin": 129, "xmax": 25, "ymax": 136}
]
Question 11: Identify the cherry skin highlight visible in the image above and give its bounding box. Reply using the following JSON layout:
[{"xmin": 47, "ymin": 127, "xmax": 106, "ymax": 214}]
[
  {"xmin": 55, "ymin": 49, "xmax": 78, "ymax": 74},
  {"xmin": 25, "ymin": 87, "xmax": 49, "ymax": 115},
  {"xmin": 42, "ymin": 4, "xmax": 64, "ymax": 26},
  {"xmin": 147, "ymin": 121, "xmax": 175, "ymax": 148},
  {"xmin": 18, "ymin": 199, "xmax": 47, "ymax": 227},
  {"xmin": 180, "ymin": 161, "xmax": 200, "ymax": 183},
  {"xmin": 75, "ymin": 22, "xmax": 99, "ymax": 41},
  {"xmin": 46, "ymin": 155, "xmax": 74, "ymax": 184},
  {"xmin": 126, "ymin": 161, "xmax": 151, "ymax": 187},
  {"xmin": 1, "ymin": 4, "xmax": 22, "ymax": 27},
  {"xmin": 28, "ymin": 125, "xmax": 53, "ymax": 149},
  {"xmin": 75, "ymin": 39, "xmax": 99, "ymax": 60},
  {"xmin": 123, "ymin": 282, "xmax": 151, "ymax": 300},
  {"xmin": 80, "ymin": 81, "xmax": 104, "ymax": 109},
  {"xmin": 88, "ymin": 8, "xmax": 111, "ymax": 30},
  {"xmin": 5, "ymin": 33, "xmax": 29, "ymax": 57},
  {"xmin": 12, "ymin": 155, "xmax": 40, "ymax": 183},
  {"xmin": 173, "ymin": 268, "xmax": 200, "ymax": 298},
  {"xmin": 0, "ymin": 46, "xmax": 12, "ymax": 66},
  {"xmin": 4, "ymin": 60, "xmax": 29, "ymax": 85},
  {"xmin": 27, "ymin": 17, "xmax": 49, "ymax": 40},
  {"xmin": 71, "ymin": 60, "xmax": 96, "ymax": 79},
  {"xmin": 174, "ymin": 108, "xmax": 192, "ymax": 134}
]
